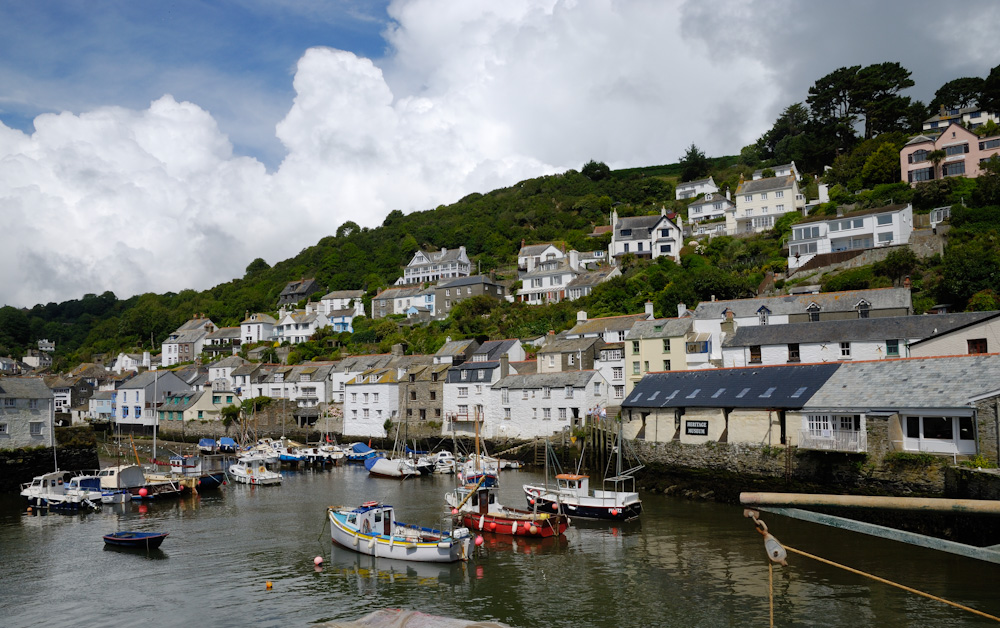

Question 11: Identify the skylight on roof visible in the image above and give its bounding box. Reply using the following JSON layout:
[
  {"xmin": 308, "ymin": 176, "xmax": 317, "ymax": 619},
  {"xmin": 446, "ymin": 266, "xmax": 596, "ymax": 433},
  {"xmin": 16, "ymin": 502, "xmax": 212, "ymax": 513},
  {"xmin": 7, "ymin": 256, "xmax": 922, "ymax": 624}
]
[
  {"xmin": 736, "ymin": 388, "xmax": 751, "ymax": 398},
  {"xmin": 759, "ymin": 387, "xmax": 776, "ymax": 398},
  {"xmin": 686, "ymin": 388, "xmax": 701, "ymax": 399},
  {"xmin": 712, "ymin": 388, "xmax": 726, "ymax": 398},
  {"xmin": 791, "ymin": 386, "xmax": 809, "ymax": 398}
]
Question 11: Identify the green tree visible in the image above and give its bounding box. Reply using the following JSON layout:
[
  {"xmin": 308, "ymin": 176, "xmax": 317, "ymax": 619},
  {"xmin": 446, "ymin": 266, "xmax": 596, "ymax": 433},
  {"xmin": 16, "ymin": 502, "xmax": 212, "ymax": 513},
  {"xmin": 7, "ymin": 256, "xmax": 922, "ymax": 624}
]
[
  {"xmin": 581, "ymin": 160, "xmax": 611, "ymax": 181},
  {"xmin": 930, "ymin": 77, "xmax": 984, "ymax": 111},
  {"xmin": 853, "ymin": 62, "xmax": 915, "ymax": 139},
  {"xmin": 807, "ymin": 65, "xmax": 861, "ymax": 150},
  {"xmin": 968, "ymin": 289, "xmax": 999, "ymax": 312},
  {"xmin": 757, "ymin": 103, "xmax": 810, "ymax": 159},
  {"xmin": 941, "ymin": 240, "xmax": 1000, "ymax": 307},
  {"xmin": 244, "ymin": 257, "xmax": 270, "ymax": 279},
  {"xmin": 679, "ymin": 144, "xmax": 710, "ymax": 182},
  {"xmin": 928, "ymin": 149, "xmax": 947, "ymax": 180},
  {"xmin": 336, "ymin": 221, "xmax": 360, "ymax": 238},
  {"xmin": 978, "ymin": 63, "xmax": 1000, "ymax": 113},
  {"xmin": 873, "ymin": 247, "xmax": 918, "ymax": 285},
  {"xmin": 861, "ymin": 143, "xmax": 902, "ymax": 188}
]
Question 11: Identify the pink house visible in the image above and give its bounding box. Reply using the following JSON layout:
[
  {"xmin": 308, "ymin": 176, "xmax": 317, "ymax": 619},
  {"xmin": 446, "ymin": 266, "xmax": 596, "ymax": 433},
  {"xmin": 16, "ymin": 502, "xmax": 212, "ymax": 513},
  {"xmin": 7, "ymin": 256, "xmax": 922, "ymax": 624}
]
[{"xmin": 900, "ymin": 122, "xmax": 1000, "ymax": 186}]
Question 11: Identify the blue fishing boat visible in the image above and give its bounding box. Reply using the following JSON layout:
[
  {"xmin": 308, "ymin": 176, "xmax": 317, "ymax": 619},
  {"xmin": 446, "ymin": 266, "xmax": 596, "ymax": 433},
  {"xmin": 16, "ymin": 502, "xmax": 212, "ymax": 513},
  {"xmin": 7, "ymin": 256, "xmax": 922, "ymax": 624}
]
[
  {"xmin": 103, "ymin": 531, "xmax": 169, "ymax": 549},
  {"xmin": 347, "ymin": 442, "xmax": 378, "ymax": 463},
  {"xmin": 217, "ymin": 437, "xmax": 237, "ymax": 453},
  {"xmin": 197, "ymin": 438, "xmax": 218, "ymax": 454}
]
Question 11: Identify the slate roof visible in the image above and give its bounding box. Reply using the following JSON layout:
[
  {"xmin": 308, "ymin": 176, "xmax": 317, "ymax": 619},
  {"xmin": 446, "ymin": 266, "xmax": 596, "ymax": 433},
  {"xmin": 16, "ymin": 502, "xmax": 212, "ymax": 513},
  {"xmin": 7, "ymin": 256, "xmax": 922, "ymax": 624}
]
[
  {"xmin": 909, "ymin": 311, "xmax": 1000, "ymax": 347},
  {"xmin": 115, "ymin": 370, "xmax": 184, "ymax": 390},
  {"xmin": 210, "ymin": 356, "xmax": 250, "ymax": 369},
  {"xmin": 796, "ymin": 203, "xmax": 910, "ymax": 226},
  {"xmin": 329, "ymin": 308, "xmax": 358, "ymax": 318},
  {"xmin": 566, "ymin": 314, "xmax": 648, "ymax": 337},
  {"xmin": 333, "ymin": 355, "xmax": 395, "ymax": 372},
  {"xmin": 518, "ymin": 243, "xmax": 560, "ymax": 257},
  {"xmin": 232, "ymin": 364, "xmax": 263, "ymax": 377},
  {"xmin": 510, "ymin": 360, "xmax": 537, "ymax": 375},
  {"xmin": 438, "ymin": 275, "xmax": 503, "ymax": 289},
  {"xmin": 161, "ymin": 391, "xmax": 205, "ymax": 411},
  {"xmin": 472, "ymin": 339, "xmax": 518, "ymax": 360},
  {"xmin": 567, "ymin": 267, "xmax": 619, "ymax": 290},
  {"xmin": 493, "ymin": 370, "xmax": 601, "ymax": 390},
  {"xmin": 241, "ymin": 313, "xmax": 277, "ymax": 325},
  {"xmin": 206, "ymin": 327, "xmax": 241, "ymax": 340},
  {"xmin": 722, "ymin": 312, "xmax": 996, "ymax": 347},
  {"xmin": 677, "ymin": 177, "xmax": 715, "ymax": 190},
  {"xmin": 614, "ymin": 212, "xmax": 670, "ymax": 242},
  {"xmin": 374, "ymin": 286, "xmax": 422, "ymax": 300},
  {"xmin": 279, "ymin": 278, "xmax": 321, "ymax": 298},
  {"xmin": 176, "ymin": 318, "xmax": 215, "ymax": 332},
  {"xmin": 626, "ymin": 317, "xmax": 694, "ymax": 340},
  {"xmin": 538, "ymin": 337, "xmax": 605, "ymax": 353},
  {"xmin": 321, "ymin": 289, "xmax": 364, "ymax": 300},
  {"xmin": 693, "ymin": 288, "xmax": 911, "ymax": 319},
  {"xmin": 90, "ymin": 390, "xmax": 114, "ymax": 400},
  {"xmin": 904, "ymin": 134, "xmax": 936, "ymax": 146},
  {"xmin": 805, "ymin": 355, "xmax": 1000, "ymax": 411},
  {"xmin": 521, "ymin": 258, "xmax": 577, "ymax": 279},
  {"xmin": 0, "ymin": 377, "xmax": 54, "ymax": 399},
  {"xmin": 171, "ymin": 329, "xmax": 209, "ymax": 344},
  {"xmin": 736, "ymin": 175, "xmax": 795, "ymax": 195},
  {"xmin": 623, "ymin": 364, "xmax": 841, "ymax": 409}
]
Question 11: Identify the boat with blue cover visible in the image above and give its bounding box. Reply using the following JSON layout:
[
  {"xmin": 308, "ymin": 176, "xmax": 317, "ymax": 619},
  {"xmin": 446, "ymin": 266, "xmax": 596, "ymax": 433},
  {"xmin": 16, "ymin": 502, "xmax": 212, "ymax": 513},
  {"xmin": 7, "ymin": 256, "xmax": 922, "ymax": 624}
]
[
  {"xmin": 328, "ymin": 501, "xmax": 471, "ymax": 562},
  {"xmin": 346, "ymin": 442, "xmax": 379, "ymax": 463}
]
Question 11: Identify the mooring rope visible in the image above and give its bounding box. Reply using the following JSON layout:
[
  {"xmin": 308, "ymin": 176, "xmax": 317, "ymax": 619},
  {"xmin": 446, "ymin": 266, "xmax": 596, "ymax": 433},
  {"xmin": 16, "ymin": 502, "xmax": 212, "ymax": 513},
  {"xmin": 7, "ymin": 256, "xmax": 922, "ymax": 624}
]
[{"xmin": 745, "ymin": 508, "xmax": 1000, "ymax": 624}]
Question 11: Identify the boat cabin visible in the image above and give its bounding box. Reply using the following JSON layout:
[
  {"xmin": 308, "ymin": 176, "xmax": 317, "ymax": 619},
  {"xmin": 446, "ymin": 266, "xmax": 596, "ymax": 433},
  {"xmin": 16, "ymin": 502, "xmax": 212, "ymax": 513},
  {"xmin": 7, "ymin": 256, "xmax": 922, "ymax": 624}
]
[
  {"xmin": 25, "ymin": 471, "xmax": 70, "ymax": 494},
  {"xmin": 348, "ymin": 501, "xmax": 396, "ymax": 537},
  {"xmin": 170, "ymin": 455, "xmax": 203, "ymax": 475},
  {"xmin": 98, "ymin": 465, "xmax": 147, "ymax": 490},
  {"xmin": 66, "ymin": 475, "xmax": 102, "ymax": 492},
  {"xmin": 555, "ymin": 473, "xmax": 590, "ymax": 497}
]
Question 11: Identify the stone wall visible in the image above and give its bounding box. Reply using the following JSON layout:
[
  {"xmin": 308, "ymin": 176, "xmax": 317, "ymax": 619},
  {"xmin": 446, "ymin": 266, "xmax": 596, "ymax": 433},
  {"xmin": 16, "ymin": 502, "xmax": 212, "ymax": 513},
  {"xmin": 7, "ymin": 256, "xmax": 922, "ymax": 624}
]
[{"xmin": 0, "ymin": 445, "xmax": 100, "ymax": 493}]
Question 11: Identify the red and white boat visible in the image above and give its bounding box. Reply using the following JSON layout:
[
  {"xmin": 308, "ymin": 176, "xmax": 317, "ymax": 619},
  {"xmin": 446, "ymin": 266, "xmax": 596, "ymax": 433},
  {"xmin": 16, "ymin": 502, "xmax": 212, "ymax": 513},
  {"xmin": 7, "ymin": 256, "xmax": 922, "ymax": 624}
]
[{"xmin": 446, "ymin": 481, "xmax": 569, "ymax": 538}]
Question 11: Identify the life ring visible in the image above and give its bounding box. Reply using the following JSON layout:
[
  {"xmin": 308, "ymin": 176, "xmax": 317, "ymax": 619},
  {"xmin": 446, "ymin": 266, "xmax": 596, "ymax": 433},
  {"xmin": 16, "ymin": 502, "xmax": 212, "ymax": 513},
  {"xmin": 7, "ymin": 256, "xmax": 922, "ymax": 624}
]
[{"xmin": 259, "ymin": 465, "xmax": 266, "ymax": 473}]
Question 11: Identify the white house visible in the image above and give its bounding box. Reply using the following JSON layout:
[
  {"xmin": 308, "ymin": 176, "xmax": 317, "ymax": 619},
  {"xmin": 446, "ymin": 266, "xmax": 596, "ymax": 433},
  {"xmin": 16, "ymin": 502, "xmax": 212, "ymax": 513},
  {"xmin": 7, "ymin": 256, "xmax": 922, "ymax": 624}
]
[
  {"xmin": 488, "ymin": 370, "xmax": 609, "ymax": 439},
  {"xmin": 565, "ymin": 267, "xmax": 621, "ymax": 301},
  {"xmin": 687, "ymin": 190, "xmax": 734, "ymax": 227},
  {"xmin": 371, "ymin": 285, "xmax": 423, "ymax": 319},
  {"xmin": 442, "ymin": 340, "xmax": 524, "ymax": 437},
  {"xmin": 162, "ymin": 318, "xmax": 217, "ymax": 366},
  {"xmin": 608, "ymin": 208, "xmax": 681, "ymax": 265},
  {"xmin": 753, "ymin": 162, "xmax": 798, "ymax": 180},
  {"xmin": 676, "ymin": 177, "xmax": 718, "ymax": 200},
  {"xmin": 114, "ymin": 370, "xmax": 191, "ymax": 430},
  {"xmin": 517, "ymin": 256, "xmax": 580, "ymax": 304},
  {"xmin": 208, "ymin": 355, "xmax": 249, "ymax": 391},
  {"xmin": 257, "ymin": 363, "xmax": 335, "ymax": 410},
  {"xmin": 241, "ymin": 313, "xmax": 276, "ymax": 345},
  {"xmin": 396, "ymin": 246, "xmax": 471, "ymax": 285},
  {"xmin": 342, "ymin": 367, "xmax": 400, "ymax": 437},
  {"xmin": 727, "ymin": 175, "xmax": 805, "ymax": 235},
  {"xmin": 788, "ymin": 204, "xmax": 913, "ymax": 271},
  {"xmin": 320, "ymin": 290, "xmax": 365, "ymax": 317},
  {"xmin": 518, "ymin": 243, "xmax": 565, "ymax": 274},
  {"xmin": 720, "ymin": 312, "xmax": 996, "ymax": 367},
  {"xmin": 690, "ymin": 288, "xmax": 913, "ymax": 363},
  {"xmin": 87, "ymin": 390, "xmax": 115, "ymax": 422},
  {"xmin": 0, "ymin": 377, "xmax": 55, "ymax": 449},
  {"xmin": 112, "ymin": 351, "xmax": 152, "ymax": 374},
  {"xmin": 329, "ymin": 354, "xmax": 396, "ymax": 404},
  {"xmin": 274, "ymin": 306, "xmax": 326, "ymax": 344}
]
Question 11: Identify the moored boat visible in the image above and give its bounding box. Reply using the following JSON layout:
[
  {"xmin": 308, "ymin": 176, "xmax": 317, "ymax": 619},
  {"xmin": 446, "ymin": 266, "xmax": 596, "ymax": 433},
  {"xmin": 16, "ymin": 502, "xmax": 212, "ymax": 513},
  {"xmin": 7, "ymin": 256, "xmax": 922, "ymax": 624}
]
[
  {"xmin": 523, "ymin": 473, "xmax": 641, "ymax": 521},
  {"xmin": 97, "ymin": 464, "xmax": 184, "ymax": 499},
  {"xmin": 228, "ymin": 454, "xmax": 282, "ymax": 485},
  {"xmin": 21, "ymin": 470, "xmax": 100, "ymax": 511},
  {"xmin": 217, "ymin": 437, "xmax": 238, "ymax": 453},
  {"xmin": 447, "ymin": 482, "xmax": 568, "ymax": 538},
  {"xmin": 346, "ymin": 442, "xmax": 379, "ymax": 463},
  {"xmin": 103, "ymin": 531, "xmax": 169, "ymax": 550},
  {"xmin": 197, "ymin": 438, "xmax": 218, "ymax": 454},
  {"xmin": 327, "ymin": 501, "xmax": 471, "ymax": 562}
]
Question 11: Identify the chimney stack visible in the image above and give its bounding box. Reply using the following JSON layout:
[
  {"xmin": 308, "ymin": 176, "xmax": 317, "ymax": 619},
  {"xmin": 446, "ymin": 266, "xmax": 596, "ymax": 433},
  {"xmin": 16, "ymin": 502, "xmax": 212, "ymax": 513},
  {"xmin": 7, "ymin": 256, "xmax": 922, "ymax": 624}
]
[
  {"xmin": 645, "ymin": 301, "xmax": 654, "ymax": 319},
  {"xmin": 677, "ymin": 303, "xmax": 687, "ymax": 318},
  {"xmin": 577, "ymin": 311, "xmax": 588, "ymax": 324},
  {"xmin": 500, "ymin": 354, "xmax": 509, "ymax": 379},
  {"xmin": 391, "ymin": 344, "xmax": 404, "ymax": 357}
]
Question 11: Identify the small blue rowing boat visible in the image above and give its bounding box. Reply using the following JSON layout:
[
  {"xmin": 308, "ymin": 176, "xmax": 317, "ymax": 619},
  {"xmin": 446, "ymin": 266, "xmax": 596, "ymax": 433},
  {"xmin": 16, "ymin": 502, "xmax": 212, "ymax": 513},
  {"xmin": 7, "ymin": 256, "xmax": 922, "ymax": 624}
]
[{"xmin": 103, "ymin": 531, "xmax": 169, "ymax": 550}]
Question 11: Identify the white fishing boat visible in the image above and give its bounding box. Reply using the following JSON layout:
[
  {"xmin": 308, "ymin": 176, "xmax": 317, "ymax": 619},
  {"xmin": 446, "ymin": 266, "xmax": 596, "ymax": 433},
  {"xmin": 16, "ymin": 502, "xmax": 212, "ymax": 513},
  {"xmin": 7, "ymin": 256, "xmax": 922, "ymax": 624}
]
[
  {"xmin": 430, "ymin": 451, "xmax": 457, "ymax": 474},
  {"xmin": 228, "ymin": 454, "xmax": 282, "ymax": 485},
  {"xmin": 365, "ymin": 455, "xmax": 420, "ymax": 479},
  {"xmin": 64, "ymin": 473, "xmax": 130, "ymax": 504},
  {"xmin": 21, "ymin": 471, "xmax": 99, "ymax": 510},
  {"xmin": 327, "ymin": 501, "xmax": 472, "ymax": 562},
  {"xmin": 98, "ymin": 464, "xmax": 184, "ymax": 499}
]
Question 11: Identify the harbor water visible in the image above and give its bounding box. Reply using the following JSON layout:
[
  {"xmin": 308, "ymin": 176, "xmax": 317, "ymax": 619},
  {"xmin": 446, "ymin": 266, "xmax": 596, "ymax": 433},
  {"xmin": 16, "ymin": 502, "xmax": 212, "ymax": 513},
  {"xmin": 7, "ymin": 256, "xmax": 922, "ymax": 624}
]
[{"xmin": 2, "ymin": 464, "xmax": 999, "ymax": 627}]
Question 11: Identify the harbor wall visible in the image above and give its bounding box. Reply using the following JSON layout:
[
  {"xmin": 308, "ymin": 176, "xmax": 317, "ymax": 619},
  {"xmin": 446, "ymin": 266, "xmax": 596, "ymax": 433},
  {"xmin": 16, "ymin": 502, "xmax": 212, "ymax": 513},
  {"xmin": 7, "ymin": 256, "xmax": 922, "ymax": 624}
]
[{"xmin": 0, "ymin": 426, "xmax": 99, "ymax": 493}]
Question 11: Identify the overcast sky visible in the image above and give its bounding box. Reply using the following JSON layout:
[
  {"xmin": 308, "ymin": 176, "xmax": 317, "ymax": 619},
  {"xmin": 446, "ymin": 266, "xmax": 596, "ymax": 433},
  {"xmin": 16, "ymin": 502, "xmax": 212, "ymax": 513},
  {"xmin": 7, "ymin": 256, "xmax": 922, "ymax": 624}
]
[{"xmin": 1, "ymin": 0, "xmax": 997, "ymax": 309}]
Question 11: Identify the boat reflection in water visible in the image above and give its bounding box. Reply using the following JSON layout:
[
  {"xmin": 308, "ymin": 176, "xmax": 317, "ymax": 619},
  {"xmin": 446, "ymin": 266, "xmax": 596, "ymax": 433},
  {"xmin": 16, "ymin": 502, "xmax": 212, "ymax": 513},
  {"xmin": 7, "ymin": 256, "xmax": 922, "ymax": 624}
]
[{"xmin": 329, "ymin": 549, "xmax": 471, "ymax": 592}]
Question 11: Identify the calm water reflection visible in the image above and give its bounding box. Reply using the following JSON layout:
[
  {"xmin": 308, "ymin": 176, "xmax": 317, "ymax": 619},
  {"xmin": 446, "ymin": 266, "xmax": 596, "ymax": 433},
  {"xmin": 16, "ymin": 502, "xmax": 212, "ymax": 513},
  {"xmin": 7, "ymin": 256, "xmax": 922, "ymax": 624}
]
[{"xmin": 1, "ymin": 464, "xmax": 999, "ymax": 627}]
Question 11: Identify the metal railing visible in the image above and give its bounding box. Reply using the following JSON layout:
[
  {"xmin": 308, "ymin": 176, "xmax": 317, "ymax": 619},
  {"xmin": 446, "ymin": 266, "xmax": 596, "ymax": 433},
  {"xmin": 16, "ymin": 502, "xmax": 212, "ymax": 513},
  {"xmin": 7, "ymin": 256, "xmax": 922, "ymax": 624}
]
[{"xmin": 798, "ymin": 429, "xmax": 867, "ymax": 453}]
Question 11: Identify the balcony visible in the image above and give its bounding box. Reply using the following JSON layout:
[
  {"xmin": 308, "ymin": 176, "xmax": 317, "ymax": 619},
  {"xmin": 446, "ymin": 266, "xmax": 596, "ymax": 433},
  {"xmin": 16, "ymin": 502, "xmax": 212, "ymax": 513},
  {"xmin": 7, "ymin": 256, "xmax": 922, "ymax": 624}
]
[
  {"xmin": 798, "ymin": 429, "xmax": 867, "ymax": 453},
  {"xmin": 445, "ymin": 410, "xmax": 484, "ymax": 423}
]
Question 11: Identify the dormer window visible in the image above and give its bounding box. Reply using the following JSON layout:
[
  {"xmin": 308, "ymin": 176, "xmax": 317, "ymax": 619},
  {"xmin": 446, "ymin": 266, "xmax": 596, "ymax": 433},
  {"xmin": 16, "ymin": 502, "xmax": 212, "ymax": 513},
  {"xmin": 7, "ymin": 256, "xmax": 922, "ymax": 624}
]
[
  {"xmin": 758, "ymin": 307, "xmax": 770, "ymax": 325},
  {"xmin": 620, "ymin": 229, "xmax": 631, "ymax": 237},
  {"xmin": 857, "ymin": 300, "xmax": 871, "ymax": 319},
  {"xmin": 806, "ymin": 303, "xmax": 821, "ymax": 322}
]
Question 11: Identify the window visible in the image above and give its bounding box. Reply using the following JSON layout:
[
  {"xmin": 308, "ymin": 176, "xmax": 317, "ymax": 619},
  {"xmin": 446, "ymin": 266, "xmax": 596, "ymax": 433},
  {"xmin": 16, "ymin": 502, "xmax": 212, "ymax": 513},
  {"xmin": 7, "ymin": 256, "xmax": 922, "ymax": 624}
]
[
  {"xmin": 373, "ymin": 393, "xmax": 379, "ymax": 403},
  {"xmin": 659, "ymin": 228, "xmax": 671, "ymax": 238},
  {"xmin": 409, "ymin": 391, "xmax": 417, "ymax": 401},
  {"xmin": 593, "ymin": 382, "xmax": 601, "ymax": 395},
  {"xmin": 980, "ymin": 139, "xmax": 1000, "ymax": 151},
  {"xmin": 807, "ymin": 414, "xmax": 830, "ymax": 435},
  {"xmin": 944, "ymin": 143, "xmax": 969, "ymax": 156},
  {"xmin": 886, "ymin": 339, "xmax": 900, "ymax": 357},
  {"xmin": 749, "ymin": 346, "xmax": 762, "ymax": 364},
  {"xmin": 807, "ymin": 304, "xmax": 821, "ymax": 322},
  {"xmin": 213, "ymin": 395, "xmax": 221, "ymax": 404},
  {"xmin": 758, "ymin": 309, "xmax": 769, "ymax": 325},
  {"xmin": 135, "ymin": 406, "xmax": 141, "ymax": 418},
  {"xmin": 840, "ymin": 342, "xmax": 851, "ymax": 358},
  {"xmin": 30, "ymin": 422, "xmax": 43, "ymax": 436},
  {"xmin": 568, "ymin": 353, "xmax": 575, "ymax": 366},
  {"xmin": 662, "ymin": 339, "xmax": 671, "ymax": 352},
  {"xmin": 877, "ymin": 214, "xmax": 893, "ymax": 225},
  {"xmin": 660, "ymin": 244, "xmax": 671, "ymax": 253},
  {"xmin": 565, "ymin": 386, "xmax": 573, "ymax": 398},
  {"xmin": 351, "ymin": 393, "xmax": 357, "ymax": 403},
  {"xmin": 663, "ymin": 360, "xmax": 671, "ymax": 370},
  {"xmin": 878, "ymin": 232, "xmax": 893, "ymax": 243},
  {"xmin": 620, "ymin": 229, "xmax": 632, "ymax": 237},
  {"xmin": 461, "ymin": 370, "xmax": 468, "ymax": 381},
  {"xmin": 643, "ymin": 361, "xmax": 649, "ymax": 372},
  {"xmin": 504, "ymin": 408, "xmax": 511, "ymax": 420},
  {"xmin": 744, "ymin": 194, "xmax": 752, "ymax": 202},
  {"xmin": 543, "ymin": 386, "xmax": 551, "ymax": 399},
  {"xmin": 543, "ymin": 408, "xmax": 551, "ymax": 420},
  {"xmin": 793, "ymin": 226, "xmax": 820, "ymax": 241},
  {"xmin": 788, "ymin": 344, "xmax": 800, "ymax": 362},
  {"xmin": 614, "ymin": 385, "xmax": 624, "ymax": 398},
  {"xmin": 363, "ymin": 393, "xmax": 369, "ymax": 403},
  {"xmin": 612, "ymin": 367, "xmax": 623, "ymax": 380},
  {"xmin": 761, "ymin": 206, "xmax": 769, "ymax": 213},
  {"xmin": 632, "ymin": 361, "xmax": 640, "ymax": 375},
  {"xmin": 0, "ymin": 423, "xmax": 7, "ymax": 434},
  {"xmin": 857, "ymin": 302, "xmax": 871, "ymax": 318},
  {"xmin": 942, "ymin": 161, "xmax": 966, "ymax": 177},
  {"xmin": 522, "ymin": 389, "xmax": 529, "ymax": 400},
  {"xmin": 501, "ymin": 388, "xmax": 509, "ymax": 404},
  {"xmin": 760, "ymin": 192, "xmax": 768, "ymax": 200},
  {"xmin": 775, "ymin": 190, "xmax": 784, "ymax": 198},
  {"xmin": 429, "ymin": 391, "xmax": 436, "ymax": 400},
  {"xmin": 969, "ymin": 338, "xmax": 988, "ymax": 354},
  {"xmin": 3, "ymin": 398, "xmax": 14, "ymax": 408},
  {"xmin": 29, "ymin": 399, "xmax": 38, "ymax": 409},
  {"xmin": 908, "ymin": 167, "xmax": 934, "ymax": 183},
  {"xmin": 632, "ymin": 341, "xmax": 640, "ymax": 354},
  {"xmin": 458, "ymin": 387, "xmax": 468, "ymax": 398}
]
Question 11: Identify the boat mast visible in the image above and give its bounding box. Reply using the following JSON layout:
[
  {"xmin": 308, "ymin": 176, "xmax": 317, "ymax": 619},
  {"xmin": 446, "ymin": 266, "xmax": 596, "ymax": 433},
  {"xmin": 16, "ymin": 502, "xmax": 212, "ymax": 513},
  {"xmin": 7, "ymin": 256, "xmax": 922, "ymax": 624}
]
[{"xmin": 152, "ymin": 368, "xmax": 159, "ymax": 465}]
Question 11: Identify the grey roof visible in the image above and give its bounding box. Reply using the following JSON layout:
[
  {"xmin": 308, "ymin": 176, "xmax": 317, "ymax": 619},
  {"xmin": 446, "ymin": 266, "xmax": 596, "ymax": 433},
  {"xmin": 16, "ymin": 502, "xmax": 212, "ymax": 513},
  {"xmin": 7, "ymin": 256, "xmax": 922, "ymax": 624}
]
[
  {"xmin": 805, "ymin": 355, "xmax": 1000, "ymax": 411},
  {"xmin": 374, "ymin": 286, "xmax": 422, "ymax": 300},
  {"xmin": 160, "ymin": 391, "xmax": 205, "ymax": 411},
  {"xmin": 170, "ymin": 329, "xmax": 209, "ymax": 344},
  {"xmin": 694, "ymin": 288, "xmax": 911, "ymax": 319},
  {"xmin": 905, "ymin": 134, "xmax": 936, "ymax": 146},
  {"xmin": 329, "ymin": 308, "xmax": 358, "ymax": 317},
  {"xmin": 437, "ymin": 275, "xmax": 502, "ymax": 289},
  {"xmin": 412, "ymin": 247, "xmax": 466, "ymax": 264},
  {"xmin": 473, "ymin": 339, "xmax": 518, "ymax": 360},
  {"xmin": 493, "ymin": 370, "xmax": 601, "ymax": 389},
  {"xmin": 231, "ymin": 364, "xmax": 263, "ymax": 377},
  {"xmin": 333, "ymin": 355, "xmax": 396, "ymax": 372},
  {"xmin": 677, "ymin": 177, "xmax": 715, "ymax": 189},
  {"xmin": 209, "ymin": 356, "xmax": 250, "ymax": 369},
  {"xmin": 519, "ymin": 243, "xmax": 560, "ymax": 257},
  {"xmin": 321, "ymin": 289, "xmax": 364, "ymax": 300},
  {"xmin": 688, "ymin": 194, "xmax": 733, "ymax": 209},
  {"xmin": 510, "ymin": 360, "xmax": 537, "ymax": 375},
  {"xmin": 241, "ymin": 313, "xmax": 276, "ymax": 325},
  {"xmin": 566, "ymin": 314, "xmax": 647, "ymax": 337},
  {"xmin": 280, "ymin": 278, "xmax": 321, "ymax": 297},
  {"xmin": 521, "ymin": 258, "xmax": 577, "ymax": 279},
  {"xmin": 737, "ymin": 175, "xmax": 795, "ymax": 195},
  {"xmin": 90, "ymin": 390, "xmax": 114, "ymax": 400},
  {"xmin": 623, "ymin": 364, "xmax": 841, "ymax": 409},
  {"xmin": 722, "ymin": 312, "xmax": 996, "ymax": 347},
  {"xmin": 909, "ymin": 311, "xmax": 1000, "ymax": 347},
  {"xmin": 206, "ymin": 327, "xmax": 241, "ymax": 340},
  {"xmin": 435, "ymin": 339, "xmax": 478, "ymax": 357},
  {"xmin": 118, "ymin": 370, "xmax": 186, "ymax": 390},
  {"xmin": 614, "ymin": 213, "xmax": 670, "ymax": 241},
  {"xmin": 176, "ymin": 318, "xmax": 215, "ymax": 332},
  {"xmin": 538, "ymin": 337, "xmax": 604, "ymax": 354},
  {"xmin": 567, "ymin": 268, "xmax": 618, "ymax": 290},
  {"xmin": 626, "ymin": 317, "xmax": 694, "ymax": 340},
  {"xmin": 0, "ymin": 377, "xmax": 54, "ymax": 399}
]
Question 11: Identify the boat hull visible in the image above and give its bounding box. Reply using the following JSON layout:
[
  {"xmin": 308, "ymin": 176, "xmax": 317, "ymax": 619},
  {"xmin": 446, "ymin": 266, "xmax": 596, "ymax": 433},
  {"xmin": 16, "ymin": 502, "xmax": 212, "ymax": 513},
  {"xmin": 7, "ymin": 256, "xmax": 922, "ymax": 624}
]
[
  {"xmin": 460, "ymin": 511, "xmax": 568, "ymax": 538},
  {"xmin": 103, "ymin": 531, "xmax": 169, "ymax": 549},
  {"xmin": 328, "ymin": 509, "xmax": 470, "ymax": 563},
  {"xmin": 523, "ymin": 485, "xmax": 642, "ymax": 521}
]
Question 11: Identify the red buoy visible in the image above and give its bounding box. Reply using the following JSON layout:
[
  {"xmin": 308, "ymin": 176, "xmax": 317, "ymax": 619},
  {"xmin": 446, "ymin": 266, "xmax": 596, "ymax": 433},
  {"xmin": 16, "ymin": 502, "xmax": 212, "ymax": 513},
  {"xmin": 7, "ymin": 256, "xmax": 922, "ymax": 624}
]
[{"xmin": 138, "ymin": 488, "xmax": 148, "ymax": 497}]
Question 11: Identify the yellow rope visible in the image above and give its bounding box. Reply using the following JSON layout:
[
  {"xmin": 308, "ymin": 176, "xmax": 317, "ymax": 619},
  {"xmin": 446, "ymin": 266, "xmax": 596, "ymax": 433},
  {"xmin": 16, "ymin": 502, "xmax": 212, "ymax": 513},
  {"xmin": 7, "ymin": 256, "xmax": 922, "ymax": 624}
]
[{"xmin": 784, "ymin": 545, "xmax": 1000, "ymax": 623}]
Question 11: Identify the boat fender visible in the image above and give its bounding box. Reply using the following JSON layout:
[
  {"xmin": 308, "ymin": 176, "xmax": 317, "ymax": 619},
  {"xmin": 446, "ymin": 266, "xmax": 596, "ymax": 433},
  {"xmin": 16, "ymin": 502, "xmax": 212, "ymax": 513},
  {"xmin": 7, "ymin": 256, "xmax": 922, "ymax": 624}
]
[
  {"xmin": 478, "ymin": 515, "xmax": 484, "ymax": 531},
  {"xmin": 351, "ymin": 535, "xmax": 359, "ymax": 547},
  {"xmin": 529, "ymin": 525, "xmax": 538, "ymax": 535},
  {"xmin": 368, "ymin": 537, "xmax": 377, "ymax": 550},
  {"xmin": 389, "ymin": 536, "xmax": 394, "ymax": 548}
]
